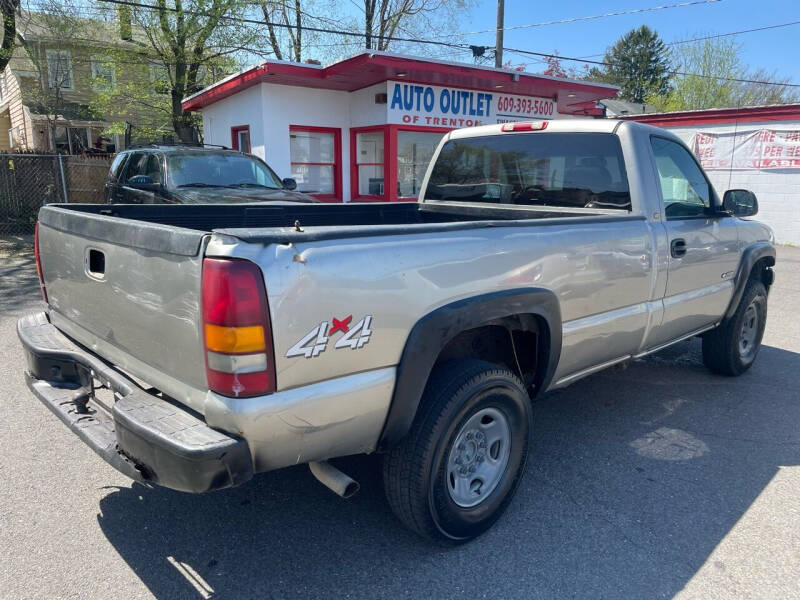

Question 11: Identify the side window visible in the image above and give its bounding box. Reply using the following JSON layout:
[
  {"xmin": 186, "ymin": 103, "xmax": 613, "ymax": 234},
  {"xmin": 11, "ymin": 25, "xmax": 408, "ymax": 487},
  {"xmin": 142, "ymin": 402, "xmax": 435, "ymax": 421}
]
[
  {"xmin": 122, "ymin": 152, "xmax": 147, "ymax": 182},
  {"xmin": 144, "ymin": 154, "xmax": 163, "ymax": 184},
  {"xmin": 108, "ymin": 153, "xmax": 128, "ymax": 182},
  {"xmin": 650, "ymin": 137, "xmax": 711, "ymax": 218}
]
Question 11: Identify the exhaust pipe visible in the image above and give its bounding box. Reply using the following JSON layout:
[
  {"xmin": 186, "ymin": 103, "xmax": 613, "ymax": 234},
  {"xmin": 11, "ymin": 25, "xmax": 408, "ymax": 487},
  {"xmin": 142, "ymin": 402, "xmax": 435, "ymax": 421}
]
[{"xmin": 308, "ymin": 460, "xmax": 360, "ymax": 498}]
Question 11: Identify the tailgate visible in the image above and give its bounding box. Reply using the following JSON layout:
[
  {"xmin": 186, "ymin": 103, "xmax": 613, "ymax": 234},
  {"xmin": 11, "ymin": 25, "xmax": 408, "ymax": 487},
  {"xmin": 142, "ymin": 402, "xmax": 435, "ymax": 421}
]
[{"xmin": 37, "ymin": 206, "xmax": 210, "ymax": 412}]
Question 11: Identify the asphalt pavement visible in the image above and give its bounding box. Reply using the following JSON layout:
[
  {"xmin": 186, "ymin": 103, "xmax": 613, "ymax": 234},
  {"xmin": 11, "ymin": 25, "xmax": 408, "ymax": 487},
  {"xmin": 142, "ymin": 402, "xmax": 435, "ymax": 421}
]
[{"xmin": 1, "ymin": 247, "xmax": 799, "ymax": 600}]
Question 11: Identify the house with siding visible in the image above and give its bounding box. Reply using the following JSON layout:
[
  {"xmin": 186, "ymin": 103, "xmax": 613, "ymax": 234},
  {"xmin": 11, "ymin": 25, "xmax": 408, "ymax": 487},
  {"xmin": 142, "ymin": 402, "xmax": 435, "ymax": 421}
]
[{"xmin": 0, "ymin": 11, "xmax": 170, "ymax": 153}]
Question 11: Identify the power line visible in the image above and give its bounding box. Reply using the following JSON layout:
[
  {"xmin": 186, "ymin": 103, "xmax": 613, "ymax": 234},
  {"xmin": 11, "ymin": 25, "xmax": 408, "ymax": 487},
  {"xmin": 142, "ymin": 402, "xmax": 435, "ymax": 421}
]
[
  {"xmin": 460, "ymin": 0, "xmax": 722, "ymax": 35},
  {"xmin": 95, "ymin": 0, "xmax": 469, "ymax": 51},
  {"xmin": 504, "ymin": 46, "xmax": 800, "ymax": 88},
  {"xmin": 668, "ymin": 20, "xmax": 800, "ymax": 45},
  {"xmin": 92, "ymin": 0, "xmax": 800, "ymax": 89},
  {"xmin": 576, "ymin": 19, "xmax": 800, "ymax": 60}
]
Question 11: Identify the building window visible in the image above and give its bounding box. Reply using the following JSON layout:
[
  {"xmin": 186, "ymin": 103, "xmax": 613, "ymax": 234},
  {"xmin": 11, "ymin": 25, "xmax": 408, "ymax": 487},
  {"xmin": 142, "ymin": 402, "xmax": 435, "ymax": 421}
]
[
  {"xmin": 355, "ymin": 130, "xmax": 385, "ymax": 196},
  {"xmin": 289, "ymin": 126, "xmax": 341, "ymax": 200},
  {"xmin": 150, "ymin": 63, "xmax": 170, "ymax": 94},
  {"xmin": 231, "ymin": 125, "xmax": 251, "ymax": 152},
  {"xmin": 397, "ymin": 131, "xmax": 445, "ymax": 198},
  {"xmin": 91, "ymin": 57, "xmax": 116, "ymax": 92},
  {"xmin": 53, "ymin": 125, "xmax": 89, "ymax": 154},
  {"xmin": 46, "ymin": 50, "xmax": 73, "ymax": 91}
]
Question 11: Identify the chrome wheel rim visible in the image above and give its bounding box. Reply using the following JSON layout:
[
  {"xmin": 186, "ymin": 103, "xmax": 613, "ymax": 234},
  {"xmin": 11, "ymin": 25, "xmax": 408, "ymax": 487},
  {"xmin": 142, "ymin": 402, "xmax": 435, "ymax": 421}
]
[
  {"xmin": 446, "ymin": 407, "xmax": 511, "ymax": 508},
  {"xmin": 738, "ymin": 302, "xmax": 759, "ymax": 360}
]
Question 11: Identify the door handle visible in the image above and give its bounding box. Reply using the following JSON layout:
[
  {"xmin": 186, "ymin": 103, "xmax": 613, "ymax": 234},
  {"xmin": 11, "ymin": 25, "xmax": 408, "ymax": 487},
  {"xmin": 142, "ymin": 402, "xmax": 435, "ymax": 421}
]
[{"xmin": 670, "ymin": 238, "xmax": 687, "ymax": 258}]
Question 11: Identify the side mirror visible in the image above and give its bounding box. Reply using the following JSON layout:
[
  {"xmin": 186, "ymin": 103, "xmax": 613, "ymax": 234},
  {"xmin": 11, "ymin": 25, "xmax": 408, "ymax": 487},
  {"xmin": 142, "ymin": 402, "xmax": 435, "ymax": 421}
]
[
  {"xmin": 723, "ymin": 189, "xmax": 758, "ymax": 217},
  {"xmin": 282, "ymin": 177, "xmax": 297, "ymax": 191},
  {"xmin": 126, "ymin": 175, "xmax": 160, "ymax": 191}
]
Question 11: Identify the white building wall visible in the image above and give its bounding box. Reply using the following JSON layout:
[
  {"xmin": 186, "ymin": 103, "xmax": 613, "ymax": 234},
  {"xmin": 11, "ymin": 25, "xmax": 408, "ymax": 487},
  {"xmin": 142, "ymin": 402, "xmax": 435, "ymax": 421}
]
[
  {"xmin": 201, "ymin": 84, "xmax": 265, "ymax": 159},
  {"xmin": 349, "ymin": 83, "xmax": 390, "ymax": 128},
  {"xmin": 261, "ymin": 84, "xmax": 352, "ymax": 200},
  {"xmin": 666, "ymin": 120, "xmax": 800, "ymax": 245}
]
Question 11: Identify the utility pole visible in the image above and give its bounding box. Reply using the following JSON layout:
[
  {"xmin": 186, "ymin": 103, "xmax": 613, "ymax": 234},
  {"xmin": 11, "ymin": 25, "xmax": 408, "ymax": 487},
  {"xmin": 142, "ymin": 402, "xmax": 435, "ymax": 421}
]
[{"xmin": 494, "ymin": 0, "xmax": 504, "ymax": 68}]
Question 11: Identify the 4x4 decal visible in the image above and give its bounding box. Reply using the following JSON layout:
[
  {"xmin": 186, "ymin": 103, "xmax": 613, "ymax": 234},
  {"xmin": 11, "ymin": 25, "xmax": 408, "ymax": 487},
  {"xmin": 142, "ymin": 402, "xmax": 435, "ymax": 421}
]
[{"xmin": 286, "ymin": 315, "xmax": 373, "ymax": 359}]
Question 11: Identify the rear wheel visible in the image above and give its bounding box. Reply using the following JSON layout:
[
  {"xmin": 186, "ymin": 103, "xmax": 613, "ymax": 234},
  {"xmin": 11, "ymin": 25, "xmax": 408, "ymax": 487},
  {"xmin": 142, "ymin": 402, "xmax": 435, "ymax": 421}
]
[
  {"xmin": 702, "ymin": 279, "xmax": 767, "ymax": 376},
  {"xmin": 382, "ymin": 360, "xmax": 532, "ymax": 543}
]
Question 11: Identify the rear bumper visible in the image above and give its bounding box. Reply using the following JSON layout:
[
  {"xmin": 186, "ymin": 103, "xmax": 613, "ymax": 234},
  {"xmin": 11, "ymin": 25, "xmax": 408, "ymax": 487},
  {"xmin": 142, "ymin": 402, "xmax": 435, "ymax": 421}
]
[{"xmin": 17, "ymin": 312, "xmax": 253, "ymax": 493}]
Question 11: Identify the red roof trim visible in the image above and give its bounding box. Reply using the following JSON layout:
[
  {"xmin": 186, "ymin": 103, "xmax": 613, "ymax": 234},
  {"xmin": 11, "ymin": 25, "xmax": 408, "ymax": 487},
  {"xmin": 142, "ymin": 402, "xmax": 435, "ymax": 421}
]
[
  {"xmin": 183, "ymin": 64, "xmax": 267, "ymax": 111},
  {"xmin": 623, "ymin": 104, "xmax": 800, "ymax": 127},
  {"xmin": 182, "ymin": 53, "xmax": 617, "ymax": 112}
]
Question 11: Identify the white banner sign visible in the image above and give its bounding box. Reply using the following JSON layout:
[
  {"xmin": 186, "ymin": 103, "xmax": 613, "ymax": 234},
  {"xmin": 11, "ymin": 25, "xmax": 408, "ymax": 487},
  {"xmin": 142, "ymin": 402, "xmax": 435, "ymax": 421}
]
[
  {"xmin": 387, "ymin": 81, "xmax": 556, "ymax": 128},
  {"xmin": 692, "ymin": 129, "xmax": 800, "ymax": 170}
]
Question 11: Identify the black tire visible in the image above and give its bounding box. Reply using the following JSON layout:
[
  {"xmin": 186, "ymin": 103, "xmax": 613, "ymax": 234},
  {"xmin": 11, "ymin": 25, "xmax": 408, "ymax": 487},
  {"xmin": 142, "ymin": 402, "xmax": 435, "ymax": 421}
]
[
  {"xmin": 702, "ymin": 279, "xmax": 768, "ymax": 376},
  {"xmin": 382, "ymin": 360, "xmax": 532, "ymax": 544}
]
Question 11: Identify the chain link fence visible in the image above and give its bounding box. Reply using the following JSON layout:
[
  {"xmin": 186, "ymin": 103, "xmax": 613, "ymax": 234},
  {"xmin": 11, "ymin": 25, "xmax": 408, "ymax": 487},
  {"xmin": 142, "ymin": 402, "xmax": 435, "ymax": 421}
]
[{"xmin": 0, "ymin": 154, "xmax": 112, "ymax": 235}]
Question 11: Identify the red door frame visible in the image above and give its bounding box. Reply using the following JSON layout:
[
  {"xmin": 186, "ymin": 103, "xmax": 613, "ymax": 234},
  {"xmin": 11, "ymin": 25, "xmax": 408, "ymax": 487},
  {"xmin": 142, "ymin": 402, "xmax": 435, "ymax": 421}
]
[
  {"xmin": 230, "ymin": 125, "xmax": 250, "ymax": 151},
  {"xmin": 350, "ymin": 125, "xmax": 389, "ymax": 202},
  {"xmin": 350, "ymin": 124, "xmax": 452, "ymax": 202},
  {"xmin": 289, "ymin": 125, "xmax": 343, "ymax": 202},
  {"xmin": 391, "ymin": 124, "xmax": 451, "ymax": 201}
]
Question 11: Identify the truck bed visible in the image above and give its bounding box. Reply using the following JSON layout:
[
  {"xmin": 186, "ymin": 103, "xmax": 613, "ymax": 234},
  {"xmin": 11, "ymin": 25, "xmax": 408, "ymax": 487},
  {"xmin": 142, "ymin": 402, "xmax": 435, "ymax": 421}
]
[
  {"xmin": 40, "ymin": 201, "xmax": 624, "ymax": 254},
  {"xmin": 35, "ymin": 200, "xmax": 635, "ymax": 414}
]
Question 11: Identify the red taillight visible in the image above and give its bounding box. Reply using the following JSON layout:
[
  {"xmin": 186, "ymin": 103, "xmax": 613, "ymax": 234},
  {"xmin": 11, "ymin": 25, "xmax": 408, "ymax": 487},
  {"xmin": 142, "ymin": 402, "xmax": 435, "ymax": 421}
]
[
  {"xmin": 34, "ymin": 221, "xmax": 48, "ymax": 303},
  {"xmin": 201, "ymin": 258, "xmax": 275, "ymax": 398},
  {"xmin": 501, "ymin": 121, "xmax": 548, "ymax": 132}
]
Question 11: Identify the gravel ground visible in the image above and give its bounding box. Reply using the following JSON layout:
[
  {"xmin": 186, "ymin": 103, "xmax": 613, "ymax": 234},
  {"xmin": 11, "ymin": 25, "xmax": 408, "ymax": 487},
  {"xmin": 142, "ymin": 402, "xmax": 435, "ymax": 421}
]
[{"xmin": 1, "ymin": 247, "xmax": 798, "ymax": 600}]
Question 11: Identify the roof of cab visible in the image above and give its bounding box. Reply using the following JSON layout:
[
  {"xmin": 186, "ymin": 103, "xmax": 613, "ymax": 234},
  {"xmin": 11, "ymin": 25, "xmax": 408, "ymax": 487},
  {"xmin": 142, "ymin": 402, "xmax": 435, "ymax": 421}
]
[
  {"xmin": 447, "ymin": 119, "xmax": 627, "ymax": 140},
  {"xmin": 122, "ymin": 145, "xmax": 237, "ymax": 154}
]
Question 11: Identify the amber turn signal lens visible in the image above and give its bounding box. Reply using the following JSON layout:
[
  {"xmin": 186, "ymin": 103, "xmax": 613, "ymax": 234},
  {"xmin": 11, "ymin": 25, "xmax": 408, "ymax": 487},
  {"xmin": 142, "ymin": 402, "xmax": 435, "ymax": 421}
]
[{"xmin": 204, "ymin": 324, "xmax": 265, "ymax": 354}]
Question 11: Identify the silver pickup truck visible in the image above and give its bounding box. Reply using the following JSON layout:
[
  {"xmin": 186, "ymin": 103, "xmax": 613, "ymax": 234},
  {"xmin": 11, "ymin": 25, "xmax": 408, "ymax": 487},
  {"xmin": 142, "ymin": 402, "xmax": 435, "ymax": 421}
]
[{"xmin": 19, "ymin": 119, "xmax": 775, "ymax": 543}]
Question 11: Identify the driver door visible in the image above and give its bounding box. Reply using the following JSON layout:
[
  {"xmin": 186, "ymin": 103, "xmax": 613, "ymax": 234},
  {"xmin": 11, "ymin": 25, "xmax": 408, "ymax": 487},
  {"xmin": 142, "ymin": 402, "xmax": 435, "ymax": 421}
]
[{"xmin": 646, "ymin": 136, "xmax": 740, "ymax": 348}]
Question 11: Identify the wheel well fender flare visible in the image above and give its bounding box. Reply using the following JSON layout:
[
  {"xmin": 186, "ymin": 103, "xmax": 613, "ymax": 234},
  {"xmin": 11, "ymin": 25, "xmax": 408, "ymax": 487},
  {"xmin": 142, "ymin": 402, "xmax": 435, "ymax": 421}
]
[
  {"xmin": 725, "ymin": 242, "xmax": 776, "ymax": 320},
  {"xmin": 378, "ymin": 288, "xmax": 562, "ymax": 448}
]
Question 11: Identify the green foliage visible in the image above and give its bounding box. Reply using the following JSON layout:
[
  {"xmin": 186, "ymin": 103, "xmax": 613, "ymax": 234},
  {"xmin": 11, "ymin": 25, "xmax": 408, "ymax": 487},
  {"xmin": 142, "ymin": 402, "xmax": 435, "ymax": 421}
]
[
  {"xmin": 128, "ymin": 0, "xmax": 258, "ymax": 142},
  {"xmin": 648, "ymin": 37, "xmax": 799, "ymax": 111},
  {"xmin": 585, "ymin": 25, "xmax": 671, "ymax": 103}
]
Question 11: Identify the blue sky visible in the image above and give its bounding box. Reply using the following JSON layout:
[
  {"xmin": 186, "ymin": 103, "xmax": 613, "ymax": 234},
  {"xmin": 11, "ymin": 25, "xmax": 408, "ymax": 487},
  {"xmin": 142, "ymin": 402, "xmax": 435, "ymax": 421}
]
[{"xmin": 459, "ymin": 0, "xmax": 799, "ymax": 82}]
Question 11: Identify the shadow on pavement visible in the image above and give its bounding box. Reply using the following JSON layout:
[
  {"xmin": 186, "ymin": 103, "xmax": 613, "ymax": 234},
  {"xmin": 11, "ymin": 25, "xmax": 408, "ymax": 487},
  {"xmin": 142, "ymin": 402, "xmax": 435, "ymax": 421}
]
[
  {"xmin": 95, "ymin": 339, "xmax": 800, "ymax": 599},
  {"xmin": 0, "ymin": 257, "xmax": 40, "ymax": 316}
]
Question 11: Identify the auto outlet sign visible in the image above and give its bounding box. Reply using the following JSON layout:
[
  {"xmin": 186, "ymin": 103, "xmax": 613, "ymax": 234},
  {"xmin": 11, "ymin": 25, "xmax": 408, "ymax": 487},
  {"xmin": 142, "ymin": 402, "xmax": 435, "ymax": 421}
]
[{"xmin": 387, "ymin": 81, "xmax": 557, "ymax": 127}]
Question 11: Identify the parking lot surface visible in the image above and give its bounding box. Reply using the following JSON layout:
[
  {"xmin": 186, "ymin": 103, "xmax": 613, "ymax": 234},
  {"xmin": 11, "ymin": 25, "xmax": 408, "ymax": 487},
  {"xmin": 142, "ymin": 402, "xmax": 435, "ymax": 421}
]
[{"xmin": 1, "ymin": 247, "xmax": 799, "ymax": 599}]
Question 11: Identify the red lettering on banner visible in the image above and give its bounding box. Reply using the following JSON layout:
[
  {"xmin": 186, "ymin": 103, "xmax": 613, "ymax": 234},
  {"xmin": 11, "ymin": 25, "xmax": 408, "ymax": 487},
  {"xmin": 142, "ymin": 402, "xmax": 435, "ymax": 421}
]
[
  {"xmin": 696, "ymin": 133, "xmax": 714, "ymax": 145},
  {"xmin": 763, "ymin": 145, "xmax": 784, "ymax": 157},
  {"xmin": 756, "ymin": 130, "xmax": 775, "ymax": 142},
  {"xmin": 786, "ymin": 146, "xmax": 800, "ymax": 157}
]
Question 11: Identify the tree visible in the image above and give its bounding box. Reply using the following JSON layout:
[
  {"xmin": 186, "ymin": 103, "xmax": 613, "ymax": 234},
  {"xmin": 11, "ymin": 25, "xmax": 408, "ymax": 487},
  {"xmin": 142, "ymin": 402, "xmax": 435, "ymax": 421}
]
[
  {"xmin": 261, "ymin": 0, "xmax": 302, "ymax": 61},
  {"xmin": 0, "ymin": 0, "xmax": 20, "ymax": 73},
  {"xmin": 361, "ymin": 0, "xmax": 468, "ymax": 51},
  {"xmin": 649, "ymin": 37, "xmax": 799, "ymax": 111},
  {"xmin": 131, "ymin": 0, "xmax": 258, "ymax": 142},
  {"xmin": 586, "ymin": 25, "xmax": 671, "ymax": 103},
  {"xmin": 539, "ymin": 52, "xmax": 581, "ymax": 79}
]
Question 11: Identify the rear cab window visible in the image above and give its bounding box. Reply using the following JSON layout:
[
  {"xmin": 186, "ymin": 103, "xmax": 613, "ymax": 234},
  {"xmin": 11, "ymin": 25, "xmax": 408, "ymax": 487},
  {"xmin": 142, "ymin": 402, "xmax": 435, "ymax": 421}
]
[{"xmin": 425, "ymin": 132, "xmax": 632, "ymax": 211}]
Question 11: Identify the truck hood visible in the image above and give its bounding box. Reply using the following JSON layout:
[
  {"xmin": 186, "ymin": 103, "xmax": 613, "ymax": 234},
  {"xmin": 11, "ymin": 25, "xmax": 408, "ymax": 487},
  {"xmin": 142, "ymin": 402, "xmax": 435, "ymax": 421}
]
[{"xmin": 173, "ymin": 187, "xmax": 319, "ymax": 204}]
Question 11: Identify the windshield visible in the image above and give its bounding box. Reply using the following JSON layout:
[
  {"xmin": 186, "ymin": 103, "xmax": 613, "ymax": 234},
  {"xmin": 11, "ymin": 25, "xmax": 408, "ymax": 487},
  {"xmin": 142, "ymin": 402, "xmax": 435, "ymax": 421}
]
[{"xmin": 166, "ymin": 153, "xmax": 283, "ymax": 189}]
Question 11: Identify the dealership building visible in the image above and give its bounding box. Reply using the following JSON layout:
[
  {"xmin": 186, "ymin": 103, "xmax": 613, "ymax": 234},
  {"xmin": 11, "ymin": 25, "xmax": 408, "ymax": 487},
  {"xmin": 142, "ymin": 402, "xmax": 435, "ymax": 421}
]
[
  {"xmin": 627, "ymin": 104, "xmax": 800, "ymax": 245},
  {"xmin": 182, "ymin": 51, "xmax": 618, "ymax": 203}
]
